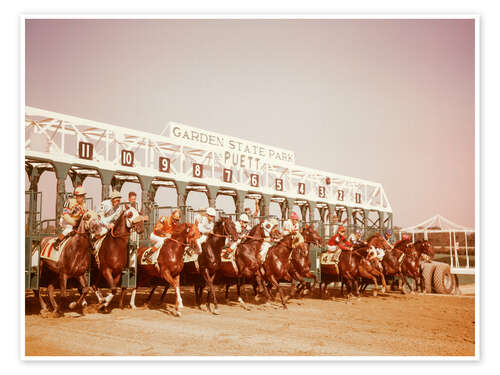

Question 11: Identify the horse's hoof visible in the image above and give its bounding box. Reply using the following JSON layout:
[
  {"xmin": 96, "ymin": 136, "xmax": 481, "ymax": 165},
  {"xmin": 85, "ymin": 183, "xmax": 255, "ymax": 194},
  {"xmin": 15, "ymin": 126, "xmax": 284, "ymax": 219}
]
[
  {"xmin": 381, "ymin": 288, "xmax": 386, "ymax": 294},
  {"xmin": 282, "ymin": 305, "xmax": 288, "ymax": 310},
  {"xmin": 373, "ymin": 291, "xmax": 378, "ymax": 297},
  {"xmin": 212, "ymin": 309, "xmax": 220, "ymax": 315},
  {"xmin": 175, "ymin": 310, "xmax": 182, "ymax": 317},
  {"xmin": 68, "ymin": 301, "xmax": 77, "ymax": 310},
  {"xmin": 357, "ymin": 297, "xmax": 361, "ymax": 301},
  {"xmin": 40, "ymin": 309, "xmax": 50, "ymax": 318},
  {"xmin": 130, "ymin": 305, "xmax": 137, "ymax": 310},
  {"xmin": 51, "ymin": 310, "xmax": 63, "ymax": 318}
]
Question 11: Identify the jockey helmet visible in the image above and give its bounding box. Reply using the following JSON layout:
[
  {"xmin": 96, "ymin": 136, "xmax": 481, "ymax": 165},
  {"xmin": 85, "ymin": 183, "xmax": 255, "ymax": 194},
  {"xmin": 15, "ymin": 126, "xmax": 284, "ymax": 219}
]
[
  {"xmin": 206, "ymin": 207, "xmax": 216, "ymax": 217},
  {"xmin": 355, "ymin": 228, "xmax": 362, "ymax": 235},
  {"xmin": 385, "ymin": 228, "xmax": 393, "ymax": 236},
  {"xmin": 171, "ymin": 209, "xmax": 181, "ymax": 221},
  {"xmin": 338, "ymin": 225, "xmax": 346, "ymax": 233},
  {"xmin": 110, "ymin": 190, "xmax": 122, "ymax": 200},
  {"xmin": 74, "ymin": 186, "xmax": 86, "ymax": 196},
  {"xmin": 290, "ymin": 212, "xmax": 299, "ymax": 220},
  {"xmin": 239, "ymin": 213, "xmax": 249, "ymax": 223}
]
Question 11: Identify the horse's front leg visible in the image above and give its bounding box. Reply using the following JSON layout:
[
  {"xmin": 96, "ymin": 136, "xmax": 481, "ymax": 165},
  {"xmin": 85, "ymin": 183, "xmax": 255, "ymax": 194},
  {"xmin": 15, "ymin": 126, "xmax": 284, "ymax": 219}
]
[
  {"xmin": 58, "ymin": 273, "xmax": 69, "ymax": 314},
  {"xmin": 69, "ymin": 274, "xmax": 90, "ymax": 311},
  {"xmin": 161, "ymin": 268, "xmax": 182, "ymax": 317},
  {"xmin": 202, "ymin": 268, "xmax": 218, "ymax": 315}
]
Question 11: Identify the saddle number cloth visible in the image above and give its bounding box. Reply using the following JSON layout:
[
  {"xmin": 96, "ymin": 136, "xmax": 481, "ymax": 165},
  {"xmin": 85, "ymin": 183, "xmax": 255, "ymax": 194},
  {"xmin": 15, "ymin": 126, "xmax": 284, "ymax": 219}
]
[
  {"xmin": 220, "ymin": 248, "xmax": 239, "ymax": 274},
  {"xmin": 141, "ymin": 247, "xmax": 161, "ymax": 266},
  {"xmin": 40, "ymin": 237, "xmax": 71, "ymax": 262},
  {"xmin": 320, "ymin": 250, "xmax": 341, "ymax": 265}
]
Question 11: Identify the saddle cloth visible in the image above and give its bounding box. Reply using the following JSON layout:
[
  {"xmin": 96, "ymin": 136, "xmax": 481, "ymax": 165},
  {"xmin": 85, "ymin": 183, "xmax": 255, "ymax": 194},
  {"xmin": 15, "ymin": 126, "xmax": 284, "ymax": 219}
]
[
  {"xmin": 183, "ymin": 249, "xmax": 200, "ymax": 272},
  {"xmin": 40, "ymin": 237, "xmax": 71, "ymax": 262},
  {"xmin": 141, "ymin": 247, "xmax": 160, "ymax": 266},
  {"xmin": 320, "ymin": 249, "xmax": 341, "ymax": 265}
]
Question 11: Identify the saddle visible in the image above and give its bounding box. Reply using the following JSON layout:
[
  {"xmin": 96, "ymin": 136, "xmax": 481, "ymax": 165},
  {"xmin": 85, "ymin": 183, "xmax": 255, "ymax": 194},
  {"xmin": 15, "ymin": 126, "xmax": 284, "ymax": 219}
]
[{"xmin": 40, "ymin": 237, "xmax": 71, "ymax": 262}]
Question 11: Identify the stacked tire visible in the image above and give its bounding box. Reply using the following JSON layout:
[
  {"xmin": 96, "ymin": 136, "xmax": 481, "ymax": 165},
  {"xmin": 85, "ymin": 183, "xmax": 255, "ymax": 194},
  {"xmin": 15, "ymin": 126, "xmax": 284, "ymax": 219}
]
[{"xmin": 421, "ymin": 261, "xmax": 456, "ymax": 294}]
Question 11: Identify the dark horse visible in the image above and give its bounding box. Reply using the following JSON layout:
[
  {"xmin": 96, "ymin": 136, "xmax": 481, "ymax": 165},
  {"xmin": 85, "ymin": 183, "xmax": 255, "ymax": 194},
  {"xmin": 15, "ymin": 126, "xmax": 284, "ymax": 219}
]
[
  {"xmin": 288, "ymin": 225, "xmax": 323, "ymax": 298},
  {"xmin": 338, "ymin": 234, "xmax": 390, "ymax": 303},
  {"xmin": 91, "ymin": 205, "xmax": 145, "ymax": 312},
  {"xmin": 181, "ymin": 217, "xmax": 238, "ymax": 314},
  {"xmin": 35, "ymin": 212, "xmax": 105, "ymax": 317},
  {"xmin": 263, "ymin": 234, "xmax": 304, "ymax": 309},
  {"xmin": 219, "ymin": 222, "xmax": 278, "ymax": 310},
  {"xmin": 130, "ymin": 222, "xmax": 198, "ymax": 316},
  {"xmin": 395, "ymin": 239, "xmax": 434, "ymax": 293}
]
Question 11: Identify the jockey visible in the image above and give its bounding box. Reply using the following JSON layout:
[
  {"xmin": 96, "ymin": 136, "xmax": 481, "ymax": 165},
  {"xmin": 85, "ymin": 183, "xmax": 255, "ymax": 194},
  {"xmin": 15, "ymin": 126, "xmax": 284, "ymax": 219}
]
[
  {"xmin": 98, "ymin": 190, "xmax": 123, "ymax": 232},
  {"xmin": 348, "ymin": 228, "xmax": 366, "ymax": 247},
  {"xmin": 384, "ymin": 228, "xmax": 394, "ymax": 244},
  {"xmin": 258, "ymin": 218, "xmax": 279, "ymax": 262},
  {"xmin": 145, "ymin": 209, "xmax": 182, "ymax": 262},
  {"xmin": 282, "ymin": 212, "xmax": 304, "ymax": 246},
  {"xmin": 194, "ymin": 207, "xmax": 216, "ymax": 253},
  {"xmin": 225, "ymin": 213, "xmax": 251, "ymax": 255},
  {"xmin": 54, "ymin": 185, "xmax": 88, "ymax": 250},
  {"xmin": 327, "ymin": 225, "xmax": 351, "ymax": 252}
]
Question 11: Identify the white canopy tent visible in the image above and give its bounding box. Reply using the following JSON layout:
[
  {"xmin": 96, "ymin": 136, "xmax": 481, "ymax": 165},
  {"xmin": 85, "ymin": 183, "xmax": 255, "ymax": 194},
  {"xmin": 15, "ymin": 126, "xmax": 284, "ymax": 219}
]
[{"xmin": 400, "ymin": 214, "xmax": 474, "ymax": 275}]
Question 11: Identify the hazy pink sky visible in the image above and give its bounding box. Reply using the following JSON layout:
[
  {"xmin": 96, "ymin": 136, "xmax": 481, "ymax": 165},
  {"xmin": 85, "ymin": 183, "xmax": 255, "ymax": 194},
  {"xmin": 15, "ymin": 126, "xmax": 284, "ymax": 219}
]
[{"xmin": 25, "ymin": 19, "xmax": 475, "ymax": 228}]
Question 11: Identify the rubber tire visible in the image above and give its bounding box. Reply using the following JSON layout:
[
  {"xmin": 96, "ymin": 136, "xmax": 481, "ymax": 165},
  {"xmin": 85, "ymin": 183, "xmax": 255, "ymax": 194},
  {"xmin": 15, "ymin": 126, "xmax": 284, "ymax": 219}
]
[
  {"xmin": 421, "ymin": 261, "xmax": 438, "ymax": 293},
  {"xmin": 432, "ymin": 263, "xmax": 455, "ymax": 294}
]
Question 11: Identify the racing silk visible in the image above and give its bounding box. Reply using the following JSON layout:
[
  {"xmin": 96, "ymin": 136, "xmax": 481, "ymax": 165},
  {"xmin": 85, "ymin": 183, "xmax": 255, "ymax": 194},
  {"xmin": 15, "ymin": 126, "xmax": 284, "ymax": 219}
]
[
  {"xmin": 328, "ymin": 233, "xmax": 351, "ymax": 251},
  {"xmin": 98, "ymin": 200, "xmax": 122, "ymax": 226},
  {"xmin": 195, "ymin": 214, "xmax": 214, "ymax": 235},
  {"xmin": 154, "ymin": 215, "xmax": 177, "ymax": 237},
  {"xmin": 282, "ymin": 219, "xmax": 299, "ymax": 236},
  {"xmin": 62, "ymin": 198, "xmax": 87, "ymax": 226}
]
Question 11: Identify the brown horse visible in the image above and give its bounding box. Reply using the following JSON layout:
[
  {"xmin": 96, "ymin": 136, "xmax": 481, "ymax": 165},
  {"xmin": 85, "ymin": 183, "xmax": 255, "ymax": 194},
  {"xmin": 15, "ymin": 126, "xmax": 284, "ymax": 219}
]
[
  {"xmin": 35, "ymin": 212, "xmax": 105, "ymax": 317},
  {"xmin": 398, "ymin": 239, "xmax": 434, "ymax": 293},
  {"xmin": 91, "ymin": 205, "xmax": 145, "ymax": 312},
  {"xmin": 129, "ymin": 222, "xmax": 198, "ymax": 316},
  {"xmin": 219, "ymin": 223, "xmax": 277, "ymax": 310},
  {"xmin": 262, "ymin": 234, "xmax": 303, "ymax": 309},
  {"xmin": 376, "ymin": 237, "xmax": 414, "ymax": 293},
  {"xmin": 288, "ymin": 225, "xmax": 323, "ymax": 298},
  {"xmin": 181, "ymin": 217, "xmax": 239, "ymax": 314}
]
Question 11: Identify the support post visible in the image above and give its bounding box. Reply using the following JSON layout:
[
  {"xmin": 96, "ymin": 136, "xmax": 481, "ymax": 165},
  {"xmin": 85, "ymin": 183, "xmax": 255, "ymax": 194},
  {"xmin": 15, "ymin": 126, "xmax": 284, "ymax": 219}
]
[
  {"xmin": 53, "ymin": 162, "xmax": 71, "ymax": 232},
  {"xmin": 285, "ymin": 198, "xmax": 295, "ymax": 220},
  {"xmin": 346, "ymin": 206, "xmax": 354, "ymax": 237},
  {"xmin": 308, "ymin": 201, "xmax": 316, "ymax": 222},
  {"xmin": 363, "ymin": 209, "xmax": 369, "ymax": 235},
  {"xmin": 280, "ymin": 201, "xmax": 287, "ymax": 220},
  {"xmin": 138, "ymin": 175, "xmax": 154, "ymax": 216},
  {"xmin": 378, "ymin": 211, "xmax": 385, "ymax": 235},
  {"xmin": 175, "ymin": 181, "xmax": 189, "ymax": 222},
  {"xmin": 206, "ymin": 185, "xmax": 219, "ymax": 209},
  {"xmin": 327, "ymin": 204, "xmax": 336, "ymax": 237},
  {"xmin": 259, "ymin": 194, "xmax": 271, "ymax": 217},
  {"xmin": 234, "ymin": 190, "xmax": 247, "ymax": 219},
  {"xmin": 99, "ymin": 169, "xmax": 114, "ymax": 201},
  {"xmin": 111, "ymin": 176, "xmax": 125, "ymax": 193}
]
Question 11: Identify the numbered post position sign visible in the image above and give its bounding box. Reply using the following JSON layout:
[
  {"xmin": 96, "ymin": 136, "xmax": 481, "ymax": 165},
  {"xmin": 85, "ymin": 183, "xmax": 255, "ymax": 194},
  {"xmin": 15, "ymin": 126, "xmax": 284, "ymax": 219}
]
[
  {"xmin": 121, "ymin": 150, "xmax": 134, "ymax": 167},
  {"xmin": 275, "ymin": 178, "xmax": 283, "ymax": 191},
  {"xmin": 250, "ymin": 174, "xmax": 259, "ymax": 187},
  {"xmin": 298, "ymin": 182, "xmax": 305, "ymax": 195},
  {"xmin": 159, "ymin": 157, "xmax": 170, "ymax": 173},
  {"xmin": 355, "ymin": 193, "xmax": 362, "ymax": 204},
  {"xmin": 193, "ymin": 163, "xmax": 203, "ymax": 178},
  {"xmin": 223, "ymin": 168, "xmax": 233, "ymax": 183},
  {"xmin": 337, "ymin": 190, "xmax": 344, "ymax": 201},
  {"xmin": 78, "ymin": 141, "xmax": 93, "ymax": 160},
  {"xmin": 318, "ymin": 186, "xmax": 326, "ymax": 198}
]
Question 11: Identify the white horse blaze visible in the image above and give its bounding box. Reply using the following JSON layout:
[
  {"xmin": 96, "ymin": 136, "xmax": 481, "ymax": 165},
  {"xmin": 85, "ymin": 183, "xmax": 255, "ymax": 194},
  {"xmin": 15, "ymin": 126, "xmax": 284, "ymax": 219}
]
[
  {"xmin": 176, "ymin": 287, "xmax": 183, "ymax": 309},
  {"xmin": 130, "ymin": 289, "xmax": 137, "ymax": 308}
]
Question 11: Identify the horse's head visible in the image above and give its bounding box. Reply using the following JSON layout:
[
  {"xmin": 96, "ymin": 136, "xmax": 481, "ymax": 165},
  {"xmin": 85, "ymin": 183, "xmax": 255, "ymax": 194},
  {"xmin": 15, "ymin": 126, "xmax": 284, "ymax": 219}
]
[
  {"xmin": 369, "ymin": 233, "xmax": 393, "ymax": 251},
  {"xmin": 123, "ymin": 205, "xmax": 145, "ymax": 234},
  {"xmin": 418, "ymin": 240, "xmax": 434, "ymax": 261},
  {"xmin": 184, "ymin": 223, "xmax": 199, "ymax": 249},
  {"xmin": 302, "ymin": 224, "xmax": 322, "ymax": 247},
  {"xmin": 83, "ymin": 211, "xmax": 107, "ymax": 238},
  {"xmin": 220, "ymin": 216, "xmax": 239, "ymax": 242}
]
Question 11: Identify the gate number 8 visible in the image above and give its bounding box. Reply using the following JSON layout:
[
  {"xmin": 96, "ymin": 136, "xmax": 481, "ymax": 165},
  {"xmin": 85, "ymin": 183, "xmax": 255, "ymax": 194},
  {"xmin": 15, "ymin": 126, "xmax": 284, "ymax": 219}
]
[{"xmin": 193, "ymin": 163, "xmax": 203, "ymax": 178}]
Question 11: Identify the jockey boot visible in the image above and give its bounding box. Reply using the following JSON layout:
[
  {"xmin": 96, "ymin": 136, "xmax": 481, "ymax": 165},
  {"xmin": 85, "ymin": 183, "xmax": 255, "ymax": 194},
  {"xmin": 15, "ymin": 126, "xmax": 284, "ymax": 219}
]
[{"xmin": 53, "ymin": 234, "xmax": 65, "ymax": 250}]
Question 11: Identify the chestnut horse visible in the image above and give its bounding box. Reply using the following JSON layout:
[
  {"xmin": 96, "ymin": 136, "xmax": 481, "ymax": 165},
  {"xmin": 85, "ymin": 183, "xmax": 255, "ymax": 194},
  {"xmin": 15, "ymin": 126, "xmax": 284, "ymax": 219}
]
[
  {"xmin": 35, "ymin": 212, "xmax": 105, "ymax": 317},
  {"xmin": 288, "ymin": 225, "xmax": 323, "ymax": 298},
  {"xmin": 129, "ymin": 222, "xmax": 198, "ymax": 316},
  {"xmin": 91, "ymin": 205, "xmax": 145, "ymax": 312},
  {"xmin": 181, "ymin": 217, "xmax": 238, "ymax": 314},
  {"xmin": 397, "ymin": 239, "xmax": 434, "ymax": 293},
  {"xmin": 262, "ymin": 234, "xmax": 302, "ymax": 309},
  {"xmin": 219, "ymin": 223, "xmax": 277, "ymax": 310}
]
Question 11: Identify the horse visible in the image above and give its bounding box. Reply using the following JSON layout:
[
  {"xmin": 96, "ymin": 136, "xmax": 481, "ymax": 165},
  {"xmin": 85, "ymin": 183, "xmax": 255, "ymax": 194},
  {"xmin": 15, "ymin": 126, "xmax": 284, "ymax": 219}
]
[
  {"xmin": 262, "ymin": 233, "xmax": 303, "ymax": 309},
  {"xmin": 288, "ymin": 224, "xmax": 323, "ymax": 298},
  {"xmin": 34, "ymin": 212, "xmax": 105, "ymax": 317},
  {"xmin": 91, "ymin": 205, "xmax": 145, "ymax": 312},
  {"xmin": 399, "ymin": 239, "xmax": 435, "ymax": 293},
  {"xmin": 181, "ymin": 216, "xmax": 239, "ymax": 314},
  {"xmin": 375, "ymin": 237, "xmax": 414, "ymax": 293},
  {"xmin": 129, "ymin": 222, "xmax": 198, "ymax": 316},
  {"xmin": 218, "ymin": 222, "xmax": 278, "ymax": 310}
]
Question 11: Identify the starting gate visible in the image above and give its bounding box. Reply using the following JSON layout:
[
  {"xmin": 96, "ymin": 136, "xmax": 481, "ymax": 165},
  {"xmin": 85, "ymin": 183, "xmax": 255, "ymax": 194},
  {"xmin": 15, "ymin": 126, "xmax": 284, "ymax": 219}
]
[{"xmin": 25, "ymin": 106, "xmax": 393, "ymax": 291}]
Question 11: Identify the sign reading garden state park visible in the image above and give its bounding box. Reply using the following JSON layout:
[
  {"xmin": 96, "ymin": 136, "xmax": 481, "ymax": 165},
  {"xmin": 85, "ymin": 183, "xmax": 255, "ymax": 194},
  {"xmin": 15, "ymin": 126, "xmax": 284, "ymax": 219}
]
[{"xmin": 167, "ymin": 122, "xmax": 296, "ymax": 169}]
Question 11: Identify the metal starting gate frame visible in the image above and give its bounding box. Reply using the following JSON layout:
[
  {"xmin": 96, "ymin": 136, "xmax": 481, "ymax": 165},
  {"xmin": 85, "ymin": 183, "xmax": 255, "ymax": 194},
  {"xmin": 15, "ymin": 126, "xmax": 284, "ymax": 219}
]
[{"xmin": 25, "ymin": 107, "xmax": 394, "ymax": 289}]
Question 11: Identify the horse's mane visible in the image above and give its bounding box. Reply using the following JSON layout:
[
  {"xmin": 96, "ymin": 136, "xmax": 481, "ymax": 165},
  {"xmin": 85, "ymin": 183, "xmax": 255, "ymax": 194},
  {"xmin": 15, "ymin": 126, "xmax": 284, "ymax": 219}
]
[
  {"xmin": 394, "ymin": 238, "xmax": 411, "ymax": 249},
  {"xmin": 241, "ymin": 223, "xmax": 263, "ymax": 244}
]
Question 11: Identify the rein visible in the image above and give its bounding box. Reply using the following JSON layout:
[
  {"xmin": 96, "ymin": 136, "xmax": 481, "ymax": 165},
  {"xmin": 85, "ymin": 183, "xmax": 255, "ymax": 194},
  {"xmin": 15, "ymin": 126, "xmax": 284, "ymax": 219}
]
[{"xmin": 110, "ymin": 221, "xmax": 130, "ymax": 239}]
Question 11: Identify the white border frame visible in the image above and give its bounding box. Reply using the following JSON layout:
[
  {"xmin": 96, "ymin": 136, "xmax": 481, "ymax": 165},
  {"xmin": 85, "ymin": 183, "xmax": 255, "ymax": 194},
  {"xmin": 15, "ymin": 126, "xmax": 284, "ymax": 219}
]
[{"xmin": 20, "ymin": 14, "xmax": 480, "ymax": 362}]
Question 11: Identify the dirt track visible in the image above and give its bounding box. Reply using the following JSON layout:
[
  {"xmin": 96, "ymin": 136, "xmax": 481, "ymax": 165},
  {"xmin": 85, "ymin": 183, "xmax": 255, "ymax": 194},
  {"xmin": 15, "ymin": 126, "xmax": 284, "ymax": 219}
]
[{"xmin": 25, "ymin": 286, "xmax": 475, "ymax": 357}]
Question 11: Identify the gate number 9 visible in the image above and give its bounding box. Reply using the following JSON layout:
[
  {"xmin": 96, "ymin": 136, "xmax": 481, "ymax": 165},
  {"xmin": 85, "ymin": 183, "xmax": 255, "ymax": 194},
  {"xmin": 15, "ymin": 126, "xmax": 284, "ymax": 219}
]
[{"xmin": 159, "ymin": 157, "xmax": 170, "ymax": 173}]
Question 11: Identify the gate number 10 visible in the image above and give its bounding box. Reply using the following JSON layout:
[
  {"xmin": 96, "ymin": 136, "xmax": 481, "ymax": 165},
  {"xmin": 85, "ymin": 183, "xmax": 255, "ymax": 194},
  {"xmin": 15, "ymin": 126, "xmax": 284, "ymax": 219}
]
[{"xmin": 121, "ymin": 150, "xmax": 134, "ymax": 167}]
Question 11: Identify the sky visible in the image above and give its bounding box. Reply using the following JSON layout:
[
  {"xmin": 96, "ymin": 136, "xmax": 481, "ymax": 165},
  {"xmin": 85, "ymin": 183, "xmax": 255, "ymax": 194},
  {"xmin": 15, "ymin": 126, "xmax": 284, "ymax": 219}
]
[{"xmin": 24, "ymin": 18, "xmax": 475, "ymax": 228}]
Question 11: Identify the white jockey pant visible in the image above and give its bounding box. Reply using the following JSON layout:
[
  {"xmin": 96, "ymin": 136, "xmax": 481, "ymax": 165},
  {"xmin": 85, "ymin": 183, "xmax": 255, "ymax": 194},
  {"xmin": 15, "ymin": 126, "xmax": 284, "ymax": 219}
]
[
  {"xmin": 327, "ymin": 245, "xmax": 337, "ymax": 252},
  {"xmin": 150, "ymin": 232, "xmax": 170, "ymax": 250},
  {"xmin": 59, "ymin": 218, "xmax": 73, "ymax": 236},
  {"xmin": 196, "ymin": 234, "xmax": 208, "ymax": 252},
  {"xmin": 259, "ymin": 241, "xmax": 273, "ymax": 260}
]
